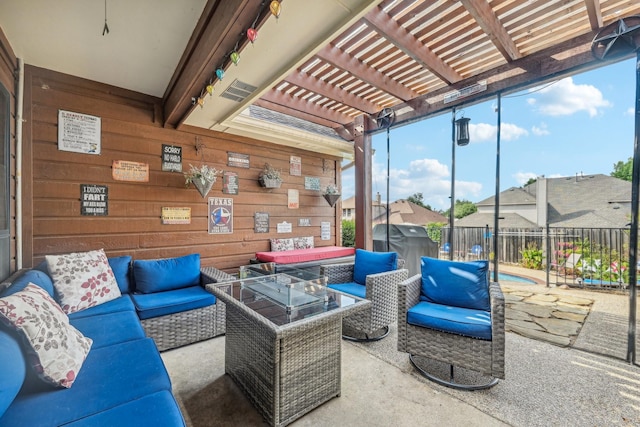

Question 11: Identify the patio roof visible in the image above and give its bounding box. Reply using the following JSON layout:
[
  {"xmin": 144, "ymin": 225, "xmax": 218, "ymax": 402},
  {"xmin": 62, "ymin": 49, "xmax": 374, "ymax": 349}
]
[{"xmin": 2, "ymin": 1, "xmax": 640, "ymax": 158}]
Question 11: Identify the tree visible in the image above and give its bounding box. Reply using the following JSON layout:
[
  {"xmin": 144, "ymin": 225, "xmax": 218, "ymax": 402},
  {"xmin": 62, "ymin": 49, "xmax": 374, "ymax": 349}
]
[
  {"xmin": 341, "ymin": 219, "xmax": 355, "ymax": 247},
  {"xmin": 524, "ymin": 177, "xmax": 537, "ymax": 186},
  {"xmin": 612, "ymin": 157, "xmax": 633, "ymax": 181},
  {"xmin": 442, "ymin": 199, "xmax": 477, "ymax": 220},
  {"xmin": 407, "ymin": 192, "xmax": 425, "ymax": 208}
]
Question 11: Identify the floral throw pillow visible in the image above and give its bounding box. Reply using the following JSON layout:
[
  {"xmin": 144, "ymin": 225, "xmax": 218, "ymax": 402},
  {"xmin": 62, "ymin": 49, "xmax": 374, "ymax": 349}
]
[
  {"xmin": 46, "ymin": 249, "xmax": 122, "ymax": 314},
  {"xmin": 293, "ymin": 236, "xmax": 314, "ymax": 250},
  {"xmin": 0, "ymin": 283, "xmax": 92, "ymax": 388},
  {"xmin": 270, "ymin": 238, "xmax": 294, "ymax": 252}
]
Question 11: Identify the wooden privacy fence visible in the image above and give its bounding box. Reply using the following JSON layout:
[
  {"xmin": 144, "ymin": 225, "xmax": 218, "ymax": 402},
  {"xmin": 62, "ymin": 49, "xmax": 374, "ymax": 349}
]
[{"xmin": 440, "ymin": 226, "xmax": 632, "ymax": 289}]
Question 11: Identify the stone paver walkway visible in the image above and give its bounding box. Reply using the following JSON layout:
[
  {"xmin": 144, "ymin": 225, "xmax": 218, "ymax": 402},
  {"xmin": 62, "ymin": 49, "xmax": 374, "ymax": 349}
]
[{"xmin": 502, "ymin": 286, "xmax": 594, "ymax": 347}]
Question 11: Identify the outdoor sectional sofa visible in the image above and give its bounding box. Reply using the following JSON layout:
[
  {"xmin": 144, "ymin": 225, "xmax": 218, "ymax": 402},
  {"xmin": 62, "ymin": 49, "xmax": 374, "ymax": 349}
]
[{"xmin": 0, "ymin": 251, "xmax": 233, "ymax": 426}]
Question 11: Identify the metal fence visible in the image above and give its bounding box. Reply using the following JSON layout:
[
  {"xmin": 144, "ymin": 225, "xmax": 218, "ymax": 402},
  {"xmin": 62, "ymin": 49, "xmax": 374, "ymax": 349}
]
[{"xmin": 440, "ymin": 226, "xmax": 632, "ymax": 290}]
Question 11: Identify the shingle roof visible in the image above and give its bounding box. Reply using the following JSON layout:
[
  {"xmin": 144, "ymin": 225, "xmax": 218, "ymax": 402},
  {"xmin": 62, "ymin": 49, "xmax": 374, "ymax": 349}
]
[{"xmin": 373, "ymin": 200, "xmax": 448, "ymax": 225}]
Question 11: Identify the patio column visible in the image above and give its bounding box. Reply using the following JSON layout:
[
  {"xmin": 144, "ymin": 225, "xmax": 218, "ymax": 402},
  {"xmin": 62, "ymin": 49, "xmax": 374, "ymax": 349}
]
[{"xmin": 354, "ymin": 115, "xmax": 373, "ymax": 250}]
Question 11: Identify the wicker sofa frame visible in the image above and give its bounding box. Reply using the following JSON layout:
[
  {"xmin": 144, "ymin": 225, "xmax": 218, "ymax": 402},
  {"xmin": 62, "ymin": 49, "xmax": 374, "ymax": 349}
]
[
  {"xmin": 321, "ymin": 260, "xmax": 407, "ymax": 341},
  {"xmin": 397, "ymin": 274, "xmax": 505, "ymax": 390},
  {"xmin": 137, "ymin": 266, "xmax": 234, "ymax": 352}
]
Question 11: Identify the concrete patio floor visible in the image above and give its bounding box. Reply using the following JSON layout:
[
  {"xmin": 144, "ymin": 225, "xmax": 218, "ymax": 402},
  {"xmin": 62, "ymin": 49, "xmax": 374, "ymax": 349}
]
[{"xmin": 161, "ymin": 266, "xmax": 640, "ymax": 426}]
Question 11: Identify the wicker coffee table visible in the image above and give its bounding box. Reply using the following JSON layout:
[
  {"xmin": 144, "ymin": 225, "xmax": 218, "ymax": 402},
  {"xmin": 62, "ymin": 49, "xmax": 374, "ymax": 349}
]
[{"xmin": 206, "ymin": 273, "xmax": 369, "ymax": 427}]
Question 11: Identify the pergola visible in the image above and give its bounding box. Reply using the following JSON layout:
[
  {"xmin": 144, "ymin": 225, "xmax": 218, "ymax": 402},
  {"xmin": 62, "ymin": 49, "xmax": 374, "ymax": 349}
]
[{"xmin": 3, "ymin": 0, "xmax": 640, "ymax": 360}]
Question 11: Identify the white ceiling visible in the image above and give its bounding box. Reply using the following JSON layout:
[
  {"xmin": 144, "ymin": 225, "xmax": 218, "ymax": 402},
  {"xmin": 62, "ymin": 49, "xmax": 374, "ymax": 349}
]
[
  {"xmin": 0, "ymin": 0, "xmax": 207, "ymax": 97},
  {"xmin": 0, "ymin": 0, "xmax": 378, "ymax": 159}
]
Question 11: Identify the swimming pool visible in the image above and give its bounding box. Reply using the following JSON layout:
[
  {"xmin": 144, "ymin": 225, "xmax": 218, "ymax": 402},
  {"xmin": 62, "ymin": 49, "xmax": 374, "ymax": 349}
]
[{"xmin": 495, "ymin": 272, "xmax": 537, "ymax": 284}]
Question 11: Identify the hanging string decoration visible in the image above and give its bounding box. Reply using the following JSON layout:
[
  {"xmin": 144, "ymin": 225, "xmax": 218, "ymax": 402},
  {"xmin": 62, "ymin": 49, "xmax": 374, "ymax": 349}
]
[{"xmin": 191, "ymin": 1, "xmax": 283, "ymax": 110}]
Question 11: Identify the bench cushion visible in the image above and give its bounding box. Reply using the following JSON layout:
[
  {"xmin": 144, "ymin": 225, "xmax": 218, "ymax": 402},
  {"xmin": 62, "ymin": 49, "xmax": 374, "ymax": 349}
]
[
  {"xmin": 0, "ymin": 331, "xmax": 26, "ymax": 418},
  {"xmin": 407, "ymin": 301, "xmax": 492, "ymax": 340},
  {"xmin": 61, "ymin": 390, "xmax": 185, "ymax": 427},
  {"xmin": 108, "ymin": 256, "xmax": 132, "ymax": 294},
  {"xmin": 131, "ymin": 286, "xmax": 216, "ymax": 320},
  {"xmin": 70, "ymin": 311, "xmax": 146, "ymax": 349},
  {"xmin": 133, "ymin": 254, "xmax": 200, "ymax": 294},
  {"xmin": 327, "ymin": 282, "xmax": 366, "ymax": 299},
  {"xmin": 256, "ymin": 246, "xmax": 355, "ymax": 264},
  {"xmin": 67, "ymin": 295, "xmax": 135, "ymax": 321},
  {"xmin": 1, "ymin": 269, "xmax": 55, "ymax": 299},
  {"xmin": 2, "ymin": 338, "xmax": 171, "ymax": 427}
]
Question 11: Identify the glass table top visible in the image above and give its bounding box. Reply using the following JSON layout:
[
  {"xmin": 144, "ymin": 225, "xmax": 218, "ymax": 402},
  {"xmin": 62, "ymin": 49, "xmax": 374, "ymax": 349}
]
[{"xmin": 210, "ymin": 272, "xmax": 364, "ymax": 326}]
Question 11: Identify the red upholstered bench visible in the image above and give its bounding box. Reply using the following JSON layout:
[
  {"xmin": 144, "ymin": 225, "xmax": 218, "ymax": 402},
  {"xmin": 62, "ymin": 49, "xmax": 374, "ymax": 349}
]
[{"xmin": 255, "ymin": 246, "xmax": 355, "ymax": 264}]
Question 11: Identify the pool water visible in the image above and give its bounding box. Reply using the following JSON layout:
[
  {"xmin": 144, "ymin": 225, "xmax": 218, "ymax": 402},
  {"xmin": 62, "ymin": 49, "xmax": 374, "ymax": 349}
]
[{"xmin": 495, "ymin": 272, "xmax": 537, "ymax": 284}]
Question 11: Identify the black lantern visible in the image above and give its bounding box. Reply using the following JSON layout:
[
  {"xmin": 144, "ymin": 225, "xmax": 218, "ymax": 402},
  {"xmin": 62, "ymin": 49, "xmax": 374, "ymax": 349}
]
[{"xmin": 455, "ymin": 117, "xmax": 471, "ymax": 146}]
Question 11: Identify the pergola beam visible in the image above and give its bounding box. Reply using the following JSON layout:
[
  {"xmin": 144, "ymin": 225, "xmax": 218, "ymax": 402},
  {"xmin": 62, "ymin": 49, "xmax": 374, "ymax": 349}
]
[{"xmin": 584, "ymin": 0, "xmax": 603, "ymax": 30}]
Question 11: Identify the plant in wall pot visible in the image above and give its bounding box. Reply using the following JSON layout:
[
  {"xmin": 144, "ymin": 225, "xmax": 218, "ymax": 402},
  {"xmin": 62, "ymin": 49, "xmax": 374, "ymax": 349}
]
[
  {"xmin": 323, "ymin": 183, "xmax": 341, "ymax": 207},
  {"xmin": 184, "ymin": 164, "xmax": 221, "ymax": 198},
  {"xmin": 259, "ymin": 163, "xmax": 282, "ymax": 188}
]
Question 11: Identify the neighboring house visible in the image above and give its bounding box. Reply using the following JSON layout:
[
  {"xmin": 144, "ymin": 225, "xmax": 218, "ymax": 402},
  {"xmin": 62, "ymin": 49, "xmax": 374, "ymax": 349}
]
[
  {"xmin": 341, "ymin": 193, "xmax": 387, "ymax": 223},
  {"xmin": 456, "ymin": 174, "xmax": 631, "ymax": 229},
  {"xmin": 372, "ymin": 199, "xmax": 448, "ymax": 226}
]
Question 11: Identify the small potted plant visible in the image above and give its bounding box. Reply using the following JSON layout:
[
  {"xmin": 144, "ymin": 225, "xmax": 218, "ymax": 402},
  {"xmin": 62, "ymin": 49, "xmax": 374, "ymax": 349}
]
[
  {"xmin": 184, "ymin": 164, "xmax": 221, "ymax": 198},
  {"xmin": 323, "ymin": 183, "xmax": 341, "ymax": 207},
  {"xmin": 259, "ymin": 163, "xmax": 282, "ymax": 188}
]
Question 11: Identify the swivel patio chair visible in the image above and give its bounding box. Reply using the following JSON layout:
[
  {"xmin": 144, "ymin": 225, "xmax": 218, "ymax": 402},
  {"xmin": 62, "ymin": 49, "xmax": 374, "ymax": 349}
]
[
  {"xmin": 321, "ymin": 249, "xmax": 408, "ymax": 342},
  {"xmin": 397, "ymin": 256, "xmax": 505, "ymax": 390}
]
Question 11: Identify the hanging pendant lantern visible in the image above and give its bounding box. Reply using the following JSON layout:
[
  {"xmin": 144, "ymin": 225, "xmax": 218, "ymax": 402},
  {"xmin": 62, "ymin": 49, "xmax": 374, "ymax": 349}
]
[
  {"xmin": 206, "ymin": 83, "xmax": 214, "ymax": 96},
  {"xmin": 270, "ymin": 1, "xmax": 281, "ymax": 18},
  {"xmin": 197, "ymin": 96, "xmax": 205, "ymax": 108},
  {"xmin": 247, "ymin": 28, "xmax": 258, "ymax": 43},
  {"xmin": 230, "ymin": 51, "xmax": 240, "ymax": 65},
  {"xmin": 455, "ymin": 117, "xmax": 471, "ymax": 146},
  {"xmin": 215, "ymin": 68, "xmax": 225, "ymax": 80}
]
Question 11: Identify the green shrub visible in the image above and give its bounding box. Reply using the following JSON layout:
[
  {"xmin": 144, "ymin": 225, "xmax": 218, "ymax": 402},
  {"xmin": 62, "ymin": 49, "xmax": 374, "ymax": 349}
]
[
  {"xmin": 341, "ymin": 219, "xmax": 355, "ymax": 247},
  {"xmin": 426, "ymin": 222, "xmax": 446, "ymax": 244},
  {"xmin": 520, "ymin": 243, "xmax": 544, "ymax": 270}
]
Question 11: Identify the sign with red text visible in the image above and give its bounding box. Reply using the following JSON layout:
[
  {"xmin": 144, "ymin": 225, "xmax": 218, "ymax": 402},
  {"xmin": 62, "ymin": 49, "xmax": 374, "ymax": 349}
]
[{"xmin": 208, "ymin": 197, "xmax": 233, "ymax": 234}]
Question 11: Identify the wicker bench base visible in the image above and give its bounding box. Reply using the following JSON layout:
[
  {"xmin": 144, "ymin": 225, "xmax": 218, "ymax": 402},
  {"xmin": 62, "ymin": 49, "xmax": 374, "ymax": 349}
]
[{"xmin": 141, "ymin": 303, "xmax": 225, "ymax": 352}]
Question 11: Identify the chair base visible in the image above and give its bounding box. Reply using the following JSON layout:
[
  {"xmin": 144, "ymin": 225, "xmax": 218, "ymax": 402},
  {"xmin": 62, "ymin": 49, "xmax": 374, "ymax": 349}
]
[
  {"xmin": 409, "ymin": 355, "xmax": 499, "ymax": 391},
  {"xmin": 342, "ymin": 326, "xmax": 390, "ymax": 342}
]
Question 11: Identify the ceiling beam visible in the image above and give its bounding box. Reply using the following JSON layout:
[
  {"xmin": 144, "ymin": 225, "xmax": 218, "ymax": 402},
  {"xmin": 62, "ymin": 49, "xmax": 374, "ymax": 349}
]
[
  {"xmin": 584, "ymin": 0, "xmax": 603, "ymax": 30},
  {"xmin": 256, "ymin": 91, "xmax": 354, "ymax": 127},
  {"xmin": 388, "ymin": 30, "xmax": 623, "ymax": 129},
  {"xmin": 363, "ymin": 7, "xmax": 462, "ymax": 84},
  {"xmin": 162, "ymin": 0, "xmax": 266, "ymax": 129},
  {"xmin": 284, "ymin": 70, "xmax": 380, "ymax": 114},
  {"xmin": 315, "ymin": 43, "xmax": 420, "ymax": 102},
  {"xmin": 460, "ymin": 0, "xmax": 522, "ymax": 61}
]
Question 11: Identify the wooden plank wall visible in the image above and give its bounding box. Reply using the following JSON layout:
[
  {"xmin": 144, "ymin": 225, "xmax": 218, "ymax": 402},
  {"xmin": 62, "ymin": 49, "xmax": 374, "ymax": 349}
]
[
  {"xmin": 21, "ymin": 65, "xmax": 341, "ymax": 271},
  {"xmin": 0, "ymin": 27, "xmax": 16, "ymax": 277}
]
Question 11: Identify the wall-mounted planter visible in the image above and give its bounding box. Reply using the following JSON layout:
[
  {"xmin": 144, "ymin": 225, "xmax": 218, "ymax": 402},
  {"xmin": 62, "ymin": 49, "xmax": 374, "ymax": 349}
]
[
  {"xmin": 193, "ymin": 178, "xmax": 215, "ymax": 198},
  {"xmin": 260, "ymin": 177, "xmax": 282, "ymax": 188},
  {"xmin": 323, "ymin": 193, "xmax": 341, "ymax": 207}
]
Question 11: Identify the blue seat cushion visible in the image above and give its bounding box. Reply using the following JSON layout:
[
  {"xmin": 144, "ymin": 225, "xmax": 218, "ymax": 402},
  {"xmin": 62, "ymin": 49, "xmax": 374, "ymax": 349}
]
[
  {"xmin": 131, "ymin": 286, "xmax": 216, "ymax": 320},
  {"xmin": 1, "ymin": 269, "xmax": 55, "ymax": 298},
  {"xmin": 67, "ymin": 295, "xmax": 135, "ymax": 321},
  {"xmin": 70, "ymin": 311, "xmax": 146, "ymax": 349},
  {"xmin": 133, "ymin": 254, "xmax": 201, "ymax": 294},
  {"xmin": 407, "ymin": 301, "xmax": 492, "ymax": 340},
  {"xmin": 327, "ymin": 282, "xmax": 366, "ymax": 299},
  {"xmin": 109, "ymin": 255, "xmax": 132, "ymax": 294},
  {"xmin": 420, "ymin": 257, "xmax": 490, "ymax": 311},
  {"xmin": 61, "ymin": 390, "xmax": 185, "ymax": 427},
  {"xmin": 0, "ymin": 331, "xmax": 26, "ymax": 418},
  {"xmin": 2, "ymin": 338, "xmax": 171, "ymax": 427},
  {"xmin": 353, "ymin": 249, "xmax": 397, "ymax": 285}
]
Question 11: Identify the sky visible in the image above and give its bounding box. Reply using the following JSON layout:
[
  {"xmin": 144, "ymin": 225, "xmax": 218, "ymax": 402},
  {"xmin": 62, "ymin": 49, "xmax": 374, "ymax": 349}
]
[{"xmin": 341, "ymin": 57, "xmax": 636, "ymax": 212}]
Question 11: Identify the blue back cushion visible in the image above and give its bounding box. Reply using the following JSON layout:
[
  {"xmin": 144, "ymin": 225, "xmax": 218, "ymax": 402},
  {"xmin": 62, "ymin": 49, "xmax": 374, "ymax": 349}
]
[
  {"xmin": 109, "ymin": 256, "xmax": 132, "ymax": 293},
  {"xmin": 0, "ymin": 331, "xmax": 26, "ymax": 417},
  {"xmin": 353, "ymin": 249, "xmax": 398, "ymax": 285},
  {"xmin": 420, "ymin": 257, "xmax": 490, "ymax": 311},
  {"xmin": 1, "ymin": 269, "xmax": 55, "ymax": 298},
  {"xmin": 133, "ymin": 254, "xmax": 201, "ymax": 294}
]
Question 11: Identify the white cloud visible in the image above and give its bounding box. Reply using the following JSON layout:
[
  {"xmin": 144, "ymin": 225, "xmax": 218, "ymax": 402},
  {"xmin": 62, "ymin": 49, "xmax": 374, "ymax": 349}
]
[
  {"xmin": 532, "ymin": 122, "xmax": 550, "ymax": 136},
  {"xmin": 369, "ymin": 156, "xmax": 482, "ymax": 210},
  {"xmin": 626, "ymin": 107, "xmax": 635, "ymax": 116},
  {"xmin": 526, "ymin": 77, "xmax": 611, "ymax": 117},
  {"xmin": 513, "ymin": 172, "xmax": 538, "ymax": 185},
  {"xmin": 469, "ymin": 122, "xmax": 528, "ymax": 142}
]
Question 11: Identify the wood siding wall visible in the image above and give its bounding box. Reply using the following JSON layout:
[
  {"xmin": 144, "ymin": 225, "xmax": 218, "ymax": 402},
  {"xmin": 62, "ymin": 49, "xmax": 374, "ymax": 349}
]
[
  {"xmin": 20, "ymin": 65, "xmax": 341, "ymax": 271},
  {"xmin": 0, "ymin": 27, "xmax": 16, "ymax": 277}
]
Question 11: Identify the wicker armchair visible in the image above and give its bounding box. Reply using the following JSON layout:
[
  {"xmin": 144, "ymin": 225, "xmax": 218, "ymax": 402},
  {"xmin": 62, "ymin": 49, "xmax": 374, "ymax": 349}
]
[
  {"xmin": 321, "ymin": 252, "xmax": 408, "ymax": 342},
  {"xmin": 397, "ymin": 258, "xmax": 505, "ymax": 390}
]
